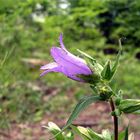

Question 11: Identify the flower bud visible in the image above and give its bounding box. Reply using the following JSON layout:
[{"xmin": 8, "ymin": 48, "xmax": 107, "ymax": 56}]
[
  {"xmin": 115, "ymin": 98, "xmax": 121, "ymax": 106},
  {"xmin": 77, "ymin": 73, "xmax": 101, "ymax": 84},
  {"xmin": 99, "ymin": 86, "xmax": 113, "ymax": 100}
]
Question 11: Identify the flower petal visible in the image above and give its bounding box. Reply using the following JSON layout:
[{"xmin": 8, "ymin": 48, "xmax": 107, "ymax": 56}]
[
  {"xmin": 68, "ymin": 75, "xmax": 84, "ymax": 82},
  {"xmin": 40, "ymin": 65, "xmax": 62, "ymax": 76},
  {"xmin": 40, "ymin": 65, "xmax": 84, "ymax": 82},
  {"xmin": 59, "ymin": 33, "xmax": 66, "ymax": 50},
  {"xmin": 40, "ymin": 62, "xmax": 58, "ymax": 70},
  {"xmin": 50, "ymin": 47, "xmax": 92, "ymax": 76},
  {"xmin": 59, "ymin": 34, "xmax": 85, "ymax": 63}
]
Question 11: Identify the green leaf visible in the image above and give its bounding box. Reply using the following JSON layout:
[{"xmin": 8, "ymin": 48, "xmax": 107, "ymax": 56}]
[
  {"xmin": 47, "ymin": 122, "xmax": 65, "ymax": 140},
  {"xmin": 102, "ymin": 129, "xmax": 112, "ymax": 140},
  {"xmin": 118, "ymin": 129, "xmax": 133, "ymax": 140},
  {"xmin": 76, "ymin": 126, "xmax": 94, "ymax": 140},
  {"xmin": 65, "ymin": 132, "xmax": 74, "ymax": 140},
  {"xmin": 71, "ymin": 125, "xmax": 103, "ymax": 140},
  {"xmin": 118, "ymin": 131, "xmax": 125, "ymax": 140},
  {"xmin": 87, "ymin": 128, "xmax": 103, "ymax": 140},
  {"xmin": 124, "ymin": 126, "xmax": 129, "ymax": 140},
  {"xmin": 132, "ymin": 110, "xmax": 140, "ymax": 114},
  {"xmin": 63, "ymin": 95, "xmax": 102, "ymax": 130},
  {"xmin": 102, "ymin": 39, "xmax": 123, "ymax": 81},
  {"xmin": 119, "ymin": 99, "xmax": 140, "ymax": 114},
  {"xmin": 122, "ymin": 104, "xmax": 140, "ymax": 114},
  {"xmin": 71, "ymin": 125, "xmax": 90, "ymax": 140}
]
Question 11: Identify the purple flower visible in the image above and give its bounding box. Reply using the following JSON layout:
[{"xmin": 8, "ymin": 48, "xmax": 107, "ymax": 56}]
[{"xmin": 40, "ymin": 34, "xmax": 93, "ymax": 82}]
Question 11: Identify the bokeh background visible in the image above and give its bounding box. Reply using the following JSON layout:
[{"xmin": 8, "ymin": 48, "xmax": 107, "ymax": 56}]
[{"xmin": 0, "ymin": 0, "xmax": 140, "ymax": 139}]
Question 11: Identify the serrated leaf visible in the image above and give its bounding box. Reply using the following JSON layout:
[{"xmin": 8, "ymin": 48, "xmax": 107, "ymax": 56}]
[{"xmin": 63, "ymin": 96, "xmax": 102, "ymax": 131}]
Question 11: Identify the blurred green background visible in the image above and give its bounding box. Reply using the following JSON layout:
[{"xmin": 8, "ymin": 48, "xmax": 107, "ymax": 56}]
[{"xmin": 0, "ymin": 0, "xmax": 140, "ymax": 135}]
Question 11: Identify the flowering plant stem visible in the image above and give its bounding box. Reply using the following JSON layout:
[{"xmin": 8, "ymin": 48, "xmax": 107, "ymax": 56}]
[
  {"xmin": 42, "ymin": 35, "xmax": 140, "ymax": 140},
  {"xmin": 110, "ymin": 98, "xmax": 118, "ymax": 140}
]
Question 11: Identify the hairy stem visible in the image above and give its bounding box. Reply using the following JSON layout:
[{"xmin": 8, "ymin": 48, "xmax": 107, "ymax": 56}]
[{"xmin": 110, "ymin": 98, "xmax": 118, "ymax": 140}]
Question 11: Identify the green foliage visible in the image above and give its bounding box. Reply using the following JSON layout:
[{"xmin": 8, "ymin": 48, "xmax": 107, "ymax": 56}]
[
  {"xmin": 101, "ymin": 39, "xmax": 122, "ymax": 82},
  {"xmin": 68, "ymin": 0, "xmax": 140, "ymax": 52},
  {"xmin": 101, "ymin": 60, "xmax": 112, "ymax": 81},
  {"xmin": 119, "ymin": 99, "xmax": 140, "ymax": 114},
  {"xmin": 46, "ymin": 122, "xmax": 74, "ymax": 140},
  {"xmin": 63, "ymin": 95, "xmax": 102, "ymax": 130},
  {"xmin": 46, "ymin": 122, "xmax": 109, "ymax": 140},
  {"xmin": 77, "ymin": 49, "xmax": 103, "ymax": 74},
  {"xmin": 71, "ymin": 125, "xmax": 103, "ymax": 140},
  {"xmin": 0, "ymin": 0, "xmax": 140, "ymax": 133},
  {"xmin": 118, "ymin": 131, "xmax": 125, "ymax": 140},
  {"xmin": 46, "ymin": 122, "xmax": 113, "ymax": 140},
  {"xmin": 102, "ymin": 129, "xmax": 112, "ymax": 140}
]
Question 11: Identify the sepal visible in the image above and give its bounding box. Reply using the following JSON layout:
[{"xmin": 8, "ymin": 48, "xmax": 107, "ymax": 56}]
[
  {"xmin": 101, "ymin": 60, "xmax": 112, "ymax": 81},
  {"xmin": 101, "ymin": 39, "xmax": 122, "ymax": 81},
  {"xmin": 77, "ymin": 73, "xmax": 101, "ymax": 84},
  {"xmin": 77, "ymin": 49, "xmax": 103, "ymax": 74}
]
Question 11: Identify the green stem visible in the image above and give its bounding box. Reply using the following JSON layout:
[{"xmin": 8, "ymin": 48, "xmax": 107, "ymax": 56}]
[{"xmin": 110, "ymin": 98, "xmax": 118, "ymax": 140}]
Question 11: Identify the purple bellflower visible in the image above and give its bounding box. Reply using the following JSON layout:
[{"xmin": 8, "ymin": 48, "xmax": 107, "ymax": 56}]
[{"xmin": 40, "ymin": 34, "xmax": 93, "ymax": 82}]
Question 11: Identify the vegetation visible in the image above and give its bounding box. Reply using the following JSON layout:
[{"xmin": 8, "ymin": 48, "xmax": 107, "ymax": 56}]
[{"xmin": 0, "ymin": 0, "xmax": 140, "ymax": 133}]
